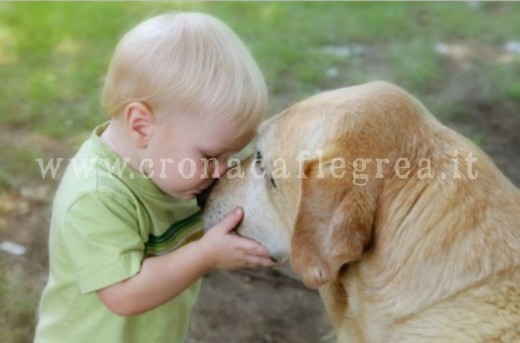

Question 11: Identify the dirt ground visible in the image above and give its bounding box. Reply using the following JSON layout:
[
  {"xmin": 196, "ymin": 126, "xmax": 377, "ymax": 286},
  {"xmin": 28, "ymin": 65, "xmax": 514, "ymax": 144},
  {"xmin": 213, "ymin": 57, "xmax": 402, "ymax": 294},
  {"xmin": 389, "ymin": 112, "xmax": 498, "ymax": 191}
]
[{"xmin": 0, "ymin": 93, "xmax": 518, "ymax": 343}]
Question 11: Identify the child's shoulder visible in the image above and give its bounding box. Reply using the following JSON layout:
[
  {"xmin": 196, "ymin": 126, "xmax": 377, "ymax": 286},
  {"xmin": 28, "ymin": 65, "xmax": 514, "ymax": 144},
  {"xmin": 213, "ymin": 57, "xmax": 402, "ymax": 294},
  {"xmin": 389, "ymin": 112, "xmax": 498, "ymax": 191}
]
[{"xmin": 52, "ymin": 135, "xmax": 136, "ymax": 210}]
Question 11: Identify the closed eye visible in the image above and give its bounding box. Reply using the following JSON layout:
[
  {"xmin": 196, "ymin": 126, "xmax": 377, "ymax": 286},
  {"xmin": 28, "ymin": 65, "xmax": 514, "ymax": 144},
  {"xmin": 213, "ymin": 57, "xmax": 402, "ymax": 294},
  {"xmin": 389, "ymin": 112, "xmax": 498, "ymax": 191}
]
[
  {"xmin": 255, "ymin": 151, "xmax": 264, "ymax": 172},
  {"xmin": 255, "ymin": 151, "xmax": 263, "ymax": 163}
]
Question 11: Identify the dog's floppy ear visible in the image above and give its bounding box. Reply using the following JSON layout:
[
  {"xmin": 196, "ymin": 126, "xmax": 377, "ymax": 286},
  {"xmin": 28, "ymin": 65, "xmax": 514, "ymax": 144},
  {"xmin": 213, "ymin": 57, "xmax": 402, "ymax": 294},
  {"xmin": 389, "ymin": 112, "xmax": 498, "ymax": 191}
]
[{"xmin": 291, "ymin": 157, "xmax": 378, "ymax": 289}]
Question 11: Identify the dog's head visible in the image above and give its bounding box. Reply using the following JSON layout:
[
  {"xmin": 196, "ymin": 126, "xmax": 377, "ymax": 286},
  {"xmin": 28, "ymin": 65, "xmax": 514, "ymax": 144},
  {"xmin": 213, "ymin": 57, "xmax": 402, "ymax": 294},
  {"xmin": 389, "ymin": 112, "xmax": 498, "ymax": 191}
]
[{"xmin": 201, "ymin": 81, "xmax": 435, "ymax": 288}]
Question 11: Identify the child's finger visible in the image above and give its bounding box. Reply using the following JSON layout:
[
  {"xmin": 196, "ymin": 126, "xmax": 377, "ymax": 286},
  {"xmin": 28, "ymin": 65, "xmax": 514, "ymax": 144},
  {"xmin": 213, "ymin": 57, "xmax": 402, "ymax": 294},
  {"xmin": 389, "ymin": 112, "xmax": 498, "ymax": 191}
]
[
  {"xmin": 236, "ymin": 237, "xmax": 270, "ymax": 256},
  {"xmin": 245, "ymin": 255, "xmax": 277, "ymax": 268},
  {"xmin": 213, "ymin": 207, "xmax": 244, "ymax": 233}
]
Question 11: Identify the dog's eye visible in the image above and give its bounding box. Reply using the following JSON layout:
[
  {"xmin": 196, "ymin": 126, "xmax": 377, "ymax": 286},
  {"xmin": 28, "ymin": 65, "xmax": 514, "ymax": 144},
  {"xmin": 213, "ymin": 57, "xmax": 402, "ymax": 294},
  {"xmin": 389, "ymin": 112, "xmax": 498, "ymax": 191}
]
[
  {"xmin": 255, "ymin": 151, "xmax": 276, "ymax": 188},
  {"xmin": 255, "ymin": 151, "xmax": 263, "ymax": 162}
]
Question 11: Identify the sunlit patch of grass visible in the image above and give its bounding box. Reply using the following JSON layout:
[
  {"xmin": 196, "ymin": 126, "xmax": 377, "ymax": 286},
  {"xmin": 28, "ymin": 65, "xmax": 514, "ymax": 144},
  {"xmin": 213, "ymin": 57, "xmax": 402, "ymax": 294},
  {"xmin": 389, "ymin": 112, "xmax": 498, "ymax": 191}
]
[{"xmin": 0, "ymin": 3, "xmax": 140, "ymax": 138}]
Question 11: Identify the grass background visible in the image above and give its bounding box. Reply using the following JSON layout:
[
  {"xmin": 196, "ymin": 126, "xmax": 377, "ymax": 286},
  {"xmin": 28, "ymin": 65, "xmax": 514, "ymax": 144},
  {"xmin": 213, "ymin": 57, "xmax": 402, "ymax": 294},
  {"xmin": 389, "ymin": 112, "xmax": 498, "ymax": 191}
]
[{"xmin": 1, "ymin": 2, "xmax": 519, "ymax": 342}]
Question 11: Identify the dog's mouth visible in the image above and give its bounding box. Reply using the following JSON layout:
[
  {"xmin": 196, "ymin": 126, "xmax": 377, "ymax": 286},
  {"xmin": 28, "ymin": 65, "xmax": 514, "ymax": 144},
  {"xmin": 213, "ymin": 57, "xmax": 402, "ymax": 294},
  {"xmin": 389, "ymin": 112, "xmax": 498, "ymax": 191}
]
[{"xmin": 201, "ymin": 208, "xmax": 289, "ymax": 265}]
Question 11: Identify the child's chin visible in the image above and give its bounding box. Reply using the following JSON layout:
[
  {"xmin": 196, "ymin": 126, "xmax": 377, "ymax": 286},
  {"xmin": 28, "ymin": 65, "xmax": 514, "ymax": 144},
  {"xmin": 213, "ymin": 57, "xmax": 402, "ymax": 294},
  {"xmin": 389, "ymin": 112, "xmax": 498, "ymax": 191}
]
[
  {"xmin": 179, "ymin": 192, "xmax": 196, "ymax": 200},
  {"xmin": 164, "ymin": 190, "xmax": 196, "ymax": 200}
]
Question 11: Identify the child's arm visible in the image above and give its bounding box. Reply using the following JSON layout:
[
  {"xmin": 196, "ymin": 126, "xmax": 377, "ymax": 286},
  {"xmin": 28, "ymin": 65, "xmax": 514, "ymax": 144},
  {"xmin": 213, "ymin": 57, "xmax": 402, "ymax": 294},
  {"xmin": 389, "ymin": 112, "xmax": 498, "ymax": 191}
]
[{"xmin": 97, "ymin": 207, "xmax": 275, "ymax": 316}]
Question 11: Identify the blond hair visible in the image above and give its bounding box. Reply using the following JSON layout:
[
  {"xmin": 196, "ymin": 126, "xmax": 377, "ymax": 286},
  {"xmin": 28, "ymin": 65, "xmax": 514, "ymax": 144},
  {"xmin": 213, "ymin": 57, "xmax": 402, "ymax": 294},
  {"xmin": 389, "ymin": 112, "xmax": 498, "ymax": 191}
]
[{"xmin": 101, "ymin": 12, "xmax": 268, "ymax": 135}]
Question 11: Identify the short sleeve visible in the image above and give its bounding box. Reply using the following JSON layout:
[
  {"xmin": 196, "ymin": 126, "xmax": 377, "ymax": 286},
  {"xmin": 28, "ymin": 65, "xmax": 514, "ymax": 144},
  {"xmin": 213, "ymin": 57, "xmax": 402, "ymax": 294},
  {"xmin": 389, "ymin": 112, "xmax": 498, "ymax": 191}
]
[{"xmin": 62, "ymin": 192, "xmax": 145, "ymax": 294}]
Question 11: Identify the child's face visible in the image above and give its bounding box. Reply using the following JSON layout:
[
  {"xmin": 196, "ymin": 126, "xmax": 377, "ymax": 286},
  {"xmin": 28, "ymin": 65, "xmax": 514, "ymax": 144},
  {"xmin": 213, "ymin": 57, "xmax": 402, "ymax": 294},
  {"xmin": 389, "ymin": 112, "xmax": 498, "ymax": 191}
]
[{"xmin": 144, "ymin": 113, "xmax": 254, "ymax": 199}]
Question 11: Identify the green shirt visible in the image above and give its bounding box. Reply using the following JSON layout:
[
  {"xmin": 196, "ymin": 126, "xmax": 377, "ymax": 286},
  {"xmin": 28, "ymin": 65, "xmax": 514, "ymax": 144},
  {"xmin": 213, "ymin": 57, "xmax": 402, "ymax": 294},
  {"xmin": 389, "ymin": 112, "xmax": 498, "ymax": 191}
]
[{"xmin": 34, "ymin": 123, "xmax": 203, "ymax": 343}]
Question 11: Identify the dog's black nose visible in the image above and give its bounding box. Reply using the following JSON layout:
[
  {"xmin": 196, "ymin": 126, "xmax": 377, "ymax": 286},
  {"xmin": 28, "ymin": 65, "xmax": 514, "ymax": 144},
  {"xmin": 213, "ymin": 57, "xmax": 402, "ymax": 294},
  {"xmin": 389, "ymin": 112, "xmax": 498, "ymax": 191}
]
[{"xmin": 196, "ymin": 181, "xmax": 217, "ymax": 209}]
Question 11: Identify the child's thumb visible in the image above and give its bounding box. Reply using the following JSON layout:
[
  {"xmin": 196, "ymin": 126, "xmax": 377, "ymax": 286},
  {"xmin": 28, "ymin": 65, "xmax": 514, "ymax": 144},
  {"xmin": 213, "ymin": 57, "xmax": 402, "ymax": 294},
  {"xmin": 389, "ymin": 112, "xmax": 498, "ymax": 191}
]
[{"xmin": 216, "ymin": 207, "xmax": 244, "ymax": 233}]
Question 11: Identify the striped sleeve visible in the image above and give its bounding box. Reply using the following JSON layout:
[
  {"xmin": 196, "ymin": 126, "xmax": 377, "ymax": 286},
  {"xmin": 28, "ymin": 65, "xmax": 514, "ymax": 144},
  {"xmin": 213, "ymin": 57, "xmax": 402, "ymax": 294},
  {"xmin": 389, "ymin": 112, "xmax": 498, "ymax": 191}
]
[{"xmin": 145, "ymin": 211, "xmax": 204, "ymax": 256}]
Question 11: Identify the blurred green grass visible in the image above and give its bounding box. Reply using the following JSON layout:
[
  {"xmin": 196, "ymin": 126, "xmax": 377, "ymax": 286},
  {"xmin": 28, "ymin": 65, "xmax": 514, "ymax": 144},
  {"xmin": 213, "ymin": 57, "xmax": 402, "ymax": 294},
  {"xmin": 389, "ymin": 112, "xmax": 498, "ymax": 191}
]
[
  {"xmin": 1, "ymin": 2, "xmax": 519, "ymax": 140},
  {"xmin": 1, "ymin": 3, "xmax": 520, "ymax": 342}
]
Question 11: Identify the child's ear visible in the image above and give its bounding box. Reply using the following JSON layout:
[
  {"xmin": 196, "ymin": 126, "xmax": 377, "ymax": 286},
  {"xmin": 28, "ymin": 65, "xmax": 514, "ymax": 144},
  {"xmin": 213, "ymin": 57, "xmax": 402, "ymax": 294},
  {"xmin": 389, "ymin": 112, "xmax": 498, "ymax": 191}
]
[{"xmin": 124, "ymin": 102, "xmax": 154, "ymax": 148}]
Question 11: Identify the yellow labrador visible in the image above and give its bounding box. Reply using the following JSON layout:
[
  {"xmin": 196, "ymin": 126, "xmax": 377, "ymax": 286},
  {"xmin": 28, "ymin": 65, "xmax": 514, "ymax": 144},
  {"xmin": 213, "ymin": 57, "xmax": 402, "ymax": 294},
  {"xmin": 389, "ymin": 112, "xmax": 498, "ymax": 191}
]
[{"xmin": 200, "ymin": 81, "xmax": 520, "ymax": 342}]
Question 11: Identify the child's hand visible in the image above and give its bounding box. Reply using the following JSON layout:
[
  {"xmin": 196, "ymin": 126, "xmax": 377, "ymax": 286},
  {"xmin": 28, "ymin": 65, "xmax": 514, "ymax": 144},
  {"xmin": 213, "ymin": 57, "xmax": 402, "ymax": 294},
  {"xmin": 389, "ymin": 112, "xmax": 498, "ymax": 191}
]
[{"xmin": 197, "ymin": 207, "xmax": 277, "ymax": 270}]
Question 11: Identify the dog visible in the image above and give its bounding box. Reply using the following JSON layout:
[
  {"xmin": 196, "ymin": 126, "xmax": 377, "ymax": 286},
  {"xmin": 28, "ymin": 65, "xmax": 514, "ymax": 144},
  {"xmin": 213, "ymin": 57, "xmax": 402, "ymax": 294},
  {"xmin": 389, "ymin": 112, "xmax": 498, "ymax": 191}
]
[{"xmin": 200, "ymin": 81, "xmax": 520, "ymax": 342}]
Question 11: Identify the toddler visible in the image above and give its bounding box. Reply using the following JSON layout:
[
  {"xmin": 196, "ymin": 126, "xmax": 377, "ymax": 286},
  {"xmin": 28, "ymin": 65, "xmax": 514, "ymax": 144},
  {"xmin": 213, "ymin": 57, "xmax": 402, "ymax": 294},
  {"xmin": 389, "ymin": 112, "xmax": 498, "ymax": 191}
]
[{"xmin": 34, "ymin": 12, "xmax": 275, "ymax": 343}]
